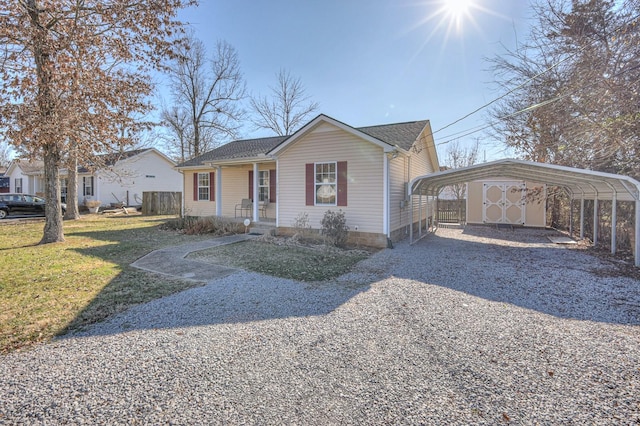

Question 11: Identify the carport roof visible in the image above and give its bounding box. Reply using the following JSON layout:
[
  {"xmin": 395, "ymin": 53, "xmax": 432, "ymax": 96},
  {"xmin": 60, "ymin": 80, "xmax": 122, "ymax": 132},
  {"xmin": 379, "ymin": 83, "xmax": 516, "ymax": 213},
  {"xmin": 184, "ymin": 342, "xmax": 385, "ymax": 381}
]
[{"xmin": 410, "ymin": 158, "xmax": 640, "ymax": 202}]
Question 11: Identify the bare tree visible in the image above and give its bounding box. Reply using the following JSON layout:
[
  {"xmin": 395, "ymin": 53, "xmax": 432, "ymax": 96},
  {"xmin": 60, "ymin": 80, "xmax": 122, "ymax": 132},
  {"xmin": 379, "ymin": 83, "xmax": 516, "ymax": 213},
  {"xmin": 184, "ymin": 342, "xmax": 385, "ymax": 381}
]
[
  {"xmin": 164, "ymin": 35, "xmax": 246, "ymax": 159},
  {"xmin": 487, "ymin": 0, "xmax": 640, "ymax": 177},
  {"xmin": 251, "ymin": 69, "xmax": 319, "ymax": 136},
  {"xmin": 0, "ymin": 141, "xmax": 13, "ymax": 169},
  {"xmin": 161, "ymin": 105, "xmax": 194, "ymax": 163},
  {"xmin": 0, "ymin": 0, "xmax": 195, "ymax": 243},
  {"xmin": 442, "ymin": 139, "xmax": 479, "ymax": 201}
]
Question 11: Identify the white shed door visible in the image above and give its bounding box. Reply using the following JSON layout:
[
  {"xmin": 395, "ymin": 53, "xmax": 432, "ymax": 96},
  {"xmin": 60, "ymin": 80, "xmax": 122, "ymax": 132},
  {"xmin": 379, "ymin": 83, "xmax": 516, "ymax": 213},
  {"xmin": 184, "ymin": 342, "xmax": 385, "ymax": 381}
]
[{"xmin": 482, "ymin": 182, "xmax": 526, "ymax": 224}]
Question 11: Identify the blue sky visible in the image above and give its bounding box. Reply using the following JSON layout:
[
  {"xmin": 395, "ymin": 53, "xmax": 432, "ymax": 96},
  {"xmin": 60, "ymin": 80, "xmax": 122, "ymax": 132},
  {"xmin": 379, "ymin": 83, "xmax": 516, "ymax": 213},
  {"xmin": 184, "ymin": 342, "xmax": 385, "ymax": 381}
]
[{"xmin": 170, "ymin": 0, "xmax": 533, "ymax": 162}]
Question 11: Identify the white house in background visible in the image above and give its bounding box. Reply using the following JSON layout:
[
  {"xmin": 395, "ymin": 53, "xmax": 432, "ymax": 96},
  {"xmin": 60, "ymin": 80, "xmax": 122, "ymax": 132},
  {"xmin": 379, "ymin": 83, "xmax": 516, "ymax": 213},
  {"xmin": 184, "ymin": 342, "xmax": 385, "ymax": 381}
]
[{"xmin": 5, "ymin": 148, "xmax": 182, "ymax": 207}]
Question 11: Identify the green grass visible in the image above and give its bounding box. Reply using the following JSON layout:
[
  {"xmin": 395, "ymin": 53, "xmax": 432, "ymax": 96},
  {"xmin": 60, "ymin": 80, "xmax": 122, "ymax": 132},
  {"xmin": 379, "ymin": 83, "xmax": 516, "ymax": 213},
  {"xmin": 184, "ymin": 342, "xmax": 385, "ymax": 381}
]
[
  {"xmin": 0, "ymin": 217, "xmax": 374, "ymax": 354},
  {"xmin": 0, "ymin": 215, "xmax": 212, "ymax": 354},
  {"xmin": 190, "ymin": 239, "xmax": 371, "ymax": 282}
]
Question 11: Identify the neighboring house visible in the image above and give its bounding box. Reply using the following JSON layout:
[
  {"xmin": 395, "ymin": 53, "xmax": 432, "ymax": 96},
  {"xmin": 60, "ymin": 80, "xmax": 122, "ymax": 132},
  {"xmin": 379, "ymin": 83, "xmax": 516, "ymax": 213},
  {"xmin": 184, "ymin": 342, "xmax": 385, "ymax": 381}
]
[
  {"xmin": 5, "ymin": 148, "xmax": 182, "ymax": 207},
  {"xmin": 0, "ymin": 167, "xmax": 8, "ymax": 193},
  {"xmin": 4, "ymin": 159, "xmax": 44, "ymax": 195},
  {"xmin": 176, "ymin": 114, "xmax": 439, "ymax": 247}
]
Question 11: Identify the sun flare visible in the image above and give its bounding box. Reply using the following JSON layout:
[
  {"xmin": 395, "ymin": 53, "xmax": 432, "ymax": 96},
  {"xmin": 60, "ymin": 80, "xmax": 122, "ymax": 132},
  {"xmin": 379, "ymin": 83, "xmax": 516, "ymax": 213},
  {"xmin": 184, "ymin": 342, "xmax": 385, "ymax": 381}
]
[{"xmin": 439, "ymin": 0, "xmax": 476, "ymax": 34}]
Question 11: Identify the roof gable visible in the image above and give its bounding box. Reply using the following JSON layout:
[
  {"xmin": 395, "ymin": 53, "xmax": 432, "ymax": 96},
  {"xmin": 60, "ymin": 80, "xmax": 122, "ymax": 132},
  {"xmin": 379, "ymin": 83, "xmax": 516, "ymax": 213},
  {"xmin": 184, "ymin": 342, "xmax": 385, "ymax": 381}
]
[{"xmin": 175, "ymin": 114, "xmax": 436, "ymax": 167}]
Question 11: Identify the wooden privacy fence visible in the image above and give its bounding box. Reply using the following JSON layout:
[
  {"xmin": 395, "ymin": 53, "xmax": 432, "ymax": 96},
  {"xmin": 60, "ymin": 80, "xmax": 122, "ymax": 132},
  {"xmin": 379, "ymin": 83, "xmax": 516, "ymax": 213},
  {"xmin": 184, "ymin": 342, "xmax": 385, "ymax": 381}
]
[
  {"xmin": 437, "ymin": 199, "xmax": 466, "ymax": 224},
  {"xmin": 142, "ymin": 191, "xmax": 182, "ymax": 215}
]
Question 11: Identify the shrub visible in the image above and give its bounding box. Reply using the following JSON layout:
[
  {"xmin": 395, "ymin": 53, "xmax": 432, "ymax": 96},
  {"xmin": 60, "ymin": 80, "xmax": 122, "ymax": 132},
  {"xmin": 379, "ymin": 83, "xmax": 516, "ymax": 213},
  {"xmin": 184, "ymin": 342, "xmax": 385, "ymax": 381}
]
[
  {"xmin": 161, "ymin": 216, "xmax": 242, "ymax": 235},
  {"xmin": 291, "ymin": 212, "xmax": 312, "ymax": 237},
  {"xmin": 320, "ymin": 209, "xmax": 349, "ymax": 247}
]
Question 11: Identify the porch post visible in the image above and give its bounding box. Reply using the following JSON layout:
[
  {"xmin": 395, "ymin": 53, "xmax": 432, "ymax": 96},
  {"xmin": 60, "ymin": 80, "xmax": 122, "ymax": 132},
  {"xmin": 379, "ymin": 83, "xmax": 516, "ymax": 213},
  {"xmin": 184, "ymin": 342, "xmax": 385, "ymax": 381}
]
[
  {"xmin": 611, "ymin": 193, "xmax": 617, "ymax": 255},
  {"xmin": 252, "ymin": 162, "xmax": 259, "ymax": 222},
  {"xmin": 215, "ymin": 166, "xmax": 222, "ymax": 217},
  {"xmin": 593, "ymin": 198, "xmax": 599, "ymax": 246}
]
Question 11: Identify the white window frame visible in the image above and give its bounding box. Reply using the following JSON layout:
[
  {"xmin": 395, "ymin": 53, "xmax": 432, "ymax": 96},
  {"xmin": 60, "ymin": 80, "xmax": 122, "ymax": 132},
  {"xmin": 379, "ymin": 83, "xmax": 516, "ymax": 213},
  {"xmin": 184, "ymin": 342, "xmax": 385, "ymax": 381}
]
[
  {"xmin": 258, "ymin": 170, "xmax": 269, "ymax": 202},
  {"xmin": 197, "ymin": 172, "xmax": 210, "ymax": 201},
  {"xmin": 315, "ymin": 162, "xmax": 337, "ymax": 206},
  {"xmin": 83, "ymin": 177, "xmax": 94, "ymax": 196},
  {"xmin": 15, "ymin": 178, "xmax": 23, "ymax": 193}
]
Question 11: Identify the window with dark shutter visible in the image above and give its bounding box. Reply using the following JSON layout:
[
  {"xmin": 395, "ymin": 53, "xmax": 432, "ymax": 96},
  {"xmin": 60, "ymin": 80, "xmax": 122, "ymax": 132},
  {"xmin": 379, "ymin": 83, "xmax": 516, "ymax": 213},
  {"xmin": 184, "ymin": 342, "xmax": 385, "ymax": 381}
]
[{"xmin": 305, "ymin": 161, "xmax": 347, "ymax": 207}]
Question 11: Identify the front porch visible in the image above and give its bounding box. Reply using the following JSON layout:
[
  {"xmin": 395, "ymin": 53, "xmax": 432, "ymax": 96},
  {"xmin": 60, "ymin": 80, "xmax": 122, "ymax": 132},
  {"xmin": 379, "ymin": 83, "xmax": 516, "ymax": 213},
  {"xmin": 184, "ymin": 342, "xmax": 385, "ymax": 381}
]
[{"xmin": 186, "ymin": 161, "xmax": 277, "ymax": 224}]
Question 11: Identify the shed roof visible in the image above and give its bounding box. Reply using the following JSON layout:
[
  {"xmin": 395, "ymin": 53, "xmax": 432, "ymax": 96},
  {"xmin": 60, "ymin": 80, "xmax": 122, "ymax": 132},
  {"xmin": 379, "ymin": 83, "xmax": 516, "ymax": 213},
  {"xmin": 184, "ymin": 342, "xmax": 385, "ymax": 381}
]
[{"xmin": 410, "ymin": 158, "xmax": 640, "ymax": 202}]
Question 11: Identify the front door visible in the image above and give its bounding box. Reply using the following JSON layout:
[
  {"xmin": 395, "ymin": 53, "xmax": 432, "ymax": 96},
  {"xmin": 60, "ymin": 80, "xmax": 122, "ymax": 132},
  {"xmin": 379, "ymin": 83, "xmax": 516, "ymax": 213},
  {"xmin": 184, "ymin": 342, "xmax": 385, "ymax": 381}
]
[{"xmin": 482, "ymin": 182, "xmax": 526, "ymax": 225}]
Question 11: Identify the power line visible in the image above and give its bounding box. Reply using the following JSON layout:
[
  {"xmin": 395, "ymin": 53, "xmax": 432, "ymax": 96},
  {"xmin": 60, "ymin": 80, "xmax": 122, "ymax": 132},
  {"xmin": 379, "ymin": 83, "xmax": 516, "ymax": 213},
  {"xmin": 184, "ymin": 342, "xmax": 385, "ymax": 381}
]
[{"xmin": 429, "ymin": 10, "xmax": 640, "ymax": 142}]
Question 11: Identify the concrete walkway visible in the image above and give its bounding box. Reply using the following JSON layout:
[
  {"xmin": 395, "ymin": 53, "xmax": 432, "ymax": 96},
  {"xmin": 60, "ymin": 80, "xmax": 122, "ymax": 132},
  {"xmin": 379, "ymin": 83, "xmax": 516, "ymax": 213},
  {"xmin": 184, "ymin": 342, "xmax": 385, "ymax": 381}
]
[{"xmin": 131, "ymin": 234, "xmax": 255, "ymax": 282}]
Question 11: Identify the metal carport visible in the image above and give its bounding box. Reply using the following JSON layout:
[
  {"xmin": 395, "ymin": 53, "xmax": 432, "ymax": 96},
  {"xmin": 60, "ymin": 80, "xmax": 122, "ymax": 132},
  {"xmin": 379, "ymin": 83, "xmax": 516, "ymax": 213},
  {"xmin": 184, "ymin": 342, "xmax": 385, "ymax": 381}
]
[{"xmin": 408, "ymin": 158, "xmax": 640, "ymax": 267}]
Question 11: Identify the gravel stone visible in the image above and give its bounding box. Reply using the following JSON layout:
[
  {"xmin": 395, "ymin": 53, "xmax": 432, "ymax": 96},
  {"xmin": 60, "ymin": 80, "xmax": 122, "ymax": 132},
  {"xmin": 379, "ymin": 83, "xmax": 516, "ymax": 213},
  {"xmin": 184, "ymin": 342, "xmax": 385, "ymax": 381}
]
[{"xmin": 1, "ymin": 226, "xmax": 638, "ymax": 425}]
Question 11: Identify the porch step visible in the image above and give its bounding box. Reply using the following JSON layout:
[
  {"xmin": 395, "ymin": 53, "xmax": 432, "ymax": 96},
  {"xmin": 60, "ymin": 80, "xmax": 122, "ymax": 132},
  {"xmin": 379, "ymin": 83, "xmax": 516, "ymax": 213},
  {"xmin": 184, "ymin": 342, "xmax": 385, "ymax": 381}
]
[{"xmin": 248, "ymin": 222, "xmax": 276, "ymax": 236}]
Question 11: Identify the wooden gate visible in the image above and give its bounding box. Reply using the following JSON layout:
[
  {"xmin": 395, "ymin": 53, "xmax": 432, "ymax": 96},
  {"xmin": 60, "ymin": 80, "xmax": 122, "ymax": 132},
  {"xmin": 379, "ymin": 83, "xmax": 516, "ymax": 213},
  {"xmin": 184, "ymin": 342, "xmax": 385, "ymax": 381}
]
[{"xmin": 437, "ymin": 199, "xmax": 466, "ymax": 223}]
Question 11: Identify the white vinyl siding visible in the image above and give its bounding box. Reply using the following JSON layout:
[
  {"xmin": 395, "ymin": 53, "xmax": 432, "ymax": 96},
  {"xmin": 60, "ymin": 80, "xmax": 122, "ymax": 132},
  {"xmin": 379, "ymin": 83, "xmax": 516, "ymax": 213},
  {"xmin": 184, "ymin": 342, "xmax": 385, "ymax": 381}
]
[
  {"xmin": 389, "ymin": 127, "xmax": 438, "ymax": 235},
  {"xmin": 278, "ymin": 125, "xmax": 384, "ymax": 234}
]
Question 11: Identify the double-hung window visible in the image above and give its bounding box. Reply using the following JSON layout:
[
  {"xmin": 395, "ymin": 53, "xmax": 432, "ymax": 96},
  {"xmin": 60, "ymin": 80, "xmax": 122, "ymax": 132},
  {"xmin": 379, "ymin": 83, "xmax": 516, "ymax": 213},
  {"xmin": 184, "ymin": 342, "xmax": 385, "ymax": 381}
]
[
  {"xmin": 198, "ymin": 172, "xmax": 210, "ymax": 201},
  {"xmin": 15, "ymin": 178, "xmax": 23, "ymax": 193},
  {"xmin": 315, "ymin": 162, "xmax": 336, "ymax": 205},
  {"xmin": 83, "ymin": 177, "xmax": 94, "ymax": 196},
  {"xmin": 258, "ymin": 171, "xmax": 270, "ymax": 202}
]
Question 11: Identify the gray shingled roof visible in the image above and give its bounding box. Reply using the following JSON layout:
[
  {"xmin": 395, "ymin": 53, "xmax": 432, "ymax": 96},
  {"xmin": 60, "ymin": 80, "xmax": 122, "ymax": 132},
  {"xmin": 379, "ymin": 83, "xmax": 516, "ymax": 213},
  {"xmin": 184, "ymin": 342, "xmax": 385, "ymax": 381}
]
[
  {"xmin": 178, "ymin": 120, "xmax": 429, "ymax": 167},
  {"xmin": 177, "ymin": 136, "xmax": 287, "ymax": 167},
  {"xmin": 357, "ymin": 120, "xmax": 429, "ymax": 151}
]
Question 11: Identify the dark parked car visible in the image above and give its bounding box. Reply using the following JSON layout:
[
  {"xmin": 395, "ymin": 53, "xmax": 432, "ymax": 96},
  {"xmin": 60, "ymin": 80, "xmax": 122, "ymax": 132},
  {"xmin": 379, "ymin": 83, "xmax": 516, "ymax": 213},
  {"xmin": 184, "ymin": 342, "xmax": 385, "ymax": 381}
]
[{"xmin": 0, "ymin": 194, "xmax": 66, "ymax": 219}]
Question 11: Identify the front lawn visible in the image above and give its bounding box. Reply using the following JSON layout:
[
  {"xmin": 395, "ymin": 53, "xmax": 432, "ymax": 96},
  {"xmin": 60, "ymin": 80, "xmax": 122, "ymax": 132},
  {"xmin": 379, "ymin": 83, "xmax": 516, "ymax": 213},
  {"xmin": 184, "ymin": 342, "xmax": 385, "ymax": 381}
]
[
  {"xmin": 189, "ymin": 237, "xmax": 372, "ymax": 282},
  {"xmin": 0, "ymin": 215, "xmax": 211, "ymax": 353}
]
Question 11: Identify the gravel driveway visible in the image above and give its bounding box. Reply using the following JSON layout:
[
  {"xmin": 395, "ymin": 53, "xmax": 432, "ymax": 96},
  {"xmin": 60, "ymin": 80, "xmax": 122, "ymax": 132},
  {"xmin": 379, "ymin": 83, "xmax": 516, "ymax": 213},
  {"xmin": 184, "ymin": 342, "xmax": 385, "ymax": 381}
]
[{"xmin": 1, "ymin": 226, "xmax": 639, "ymax": 424}]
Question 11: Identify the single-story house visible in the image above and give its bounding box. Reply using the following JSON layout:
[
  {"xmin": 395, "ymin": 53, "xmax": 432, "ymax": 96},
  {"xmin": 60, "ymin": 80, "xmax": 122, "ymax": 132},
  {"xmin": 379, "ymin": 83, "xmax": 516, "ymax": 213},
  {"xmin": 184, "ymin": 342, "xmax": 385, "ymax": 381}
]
[
  {"xmin": 5, "ymin": 148, "xmax": 181, "ymax": 207},
  {"xmin": 176, "ymin": 114, "xmax": 440, "ymax": 247}
]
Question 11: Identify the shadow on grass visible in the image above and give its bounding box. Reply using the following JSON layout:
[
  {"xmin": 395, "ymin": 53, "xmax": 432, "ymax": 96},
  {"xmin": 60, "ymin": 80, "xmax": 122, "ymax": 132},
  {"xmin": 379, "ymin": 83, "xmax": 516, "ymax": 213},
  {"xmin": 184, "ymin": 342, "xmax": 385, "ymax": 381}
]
[{"xmin": 59, "ymin": 224, "xmax": 639, "ymax": 342}]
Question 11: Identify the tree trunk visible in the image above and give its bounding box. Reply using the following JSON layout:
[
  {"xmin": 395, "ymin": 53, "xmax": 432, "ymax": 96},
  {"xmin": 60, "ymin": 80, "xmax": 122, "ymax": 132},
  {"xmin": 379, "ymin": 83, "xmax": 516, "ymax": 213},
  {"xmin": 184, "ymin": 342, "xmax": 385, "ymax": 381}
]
[{"xmin": 40, "ymin": 143, "xmax": 65, "ymax": 244}]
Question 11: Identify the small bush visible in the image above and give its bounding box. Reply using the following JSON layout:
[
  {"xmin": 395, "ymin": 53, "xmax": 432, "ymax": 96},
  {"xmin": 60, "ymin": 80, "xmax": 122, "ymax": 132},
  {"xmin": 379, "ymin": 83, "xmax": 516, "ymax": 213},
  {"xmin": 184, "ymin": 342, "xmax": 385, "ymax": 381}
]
[
  {"xmin": 320, "ymin": 209, "xmax": 349, "ymax": 247},
  {"xmin": 161, "ymin": 216, "xmax": 242, "ymax": 235},
  {"xmin": 291, "ymin": 212, "xmax": 312, "ymax": 237}
]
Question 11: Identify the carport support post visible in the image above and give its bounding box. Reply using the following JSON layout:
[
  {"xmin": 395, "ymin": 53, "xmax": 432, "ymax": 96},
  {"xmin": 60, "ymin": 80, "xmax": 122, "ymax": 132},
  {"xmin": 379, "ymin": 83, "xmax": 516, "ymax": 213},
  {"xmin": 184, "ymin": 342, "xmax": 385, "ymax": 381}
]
[
  {"xmin": 580, "ymin": 198, "xmax": 585, "ymax": 239},
  {"xmin": 593, "ymin": 198, "xmax": 599, "ymax": 246},
  {"xmin": 611, "ymin": 193, "xmax": 617, "ymax": 255},
  {"xmin": 418, "ymin": 195, "xmax": 422, "ymax": 238},
  {"xmin": 409, "ymin": 194, "xmax": 414, "ymax": 244},
  {"xmin": 569, "ymin": 198, "xmax": 574, "ymax": 237},
  {"xmin": 635, "ymin": 199, "xmax": 640, "ymax": 267}
]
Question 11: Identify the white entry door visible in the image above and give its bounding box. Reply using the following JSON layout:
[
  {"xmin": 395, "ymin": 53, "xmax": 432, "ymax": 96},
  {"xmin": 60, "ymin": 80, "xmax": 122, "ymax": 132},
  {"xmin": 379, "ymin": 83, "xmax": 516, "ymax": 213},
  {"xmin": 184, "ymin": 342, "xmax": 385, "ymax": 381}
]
[{"xmin": 482, "ymin": 182, "xmax": 526, "ymax": 224}]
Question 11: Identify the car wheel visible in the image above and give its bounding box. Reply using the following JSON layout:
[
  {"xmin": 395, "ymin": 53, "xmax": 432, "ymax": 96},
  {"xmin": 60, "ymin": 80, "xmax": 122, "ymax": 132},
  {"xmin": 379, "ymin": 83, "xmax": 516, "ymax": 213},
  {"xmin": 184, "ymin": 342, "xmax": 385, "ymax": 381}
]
[{"xmin": 0, "ymin": 210, "xmax": 6, "ymax": 219}]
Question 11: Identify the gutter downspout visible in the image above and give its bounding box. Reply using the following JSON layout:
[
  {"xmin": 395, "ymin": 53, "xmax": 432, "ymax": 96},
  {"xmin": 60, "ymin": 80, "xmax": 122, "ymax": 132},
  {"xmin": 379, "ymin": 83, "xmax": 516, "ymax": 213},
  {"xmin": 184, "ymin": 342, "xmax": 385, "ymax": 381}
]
[{"xmin": 383, "ymin": 154, "xmax": 389, "ymax": 238}]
